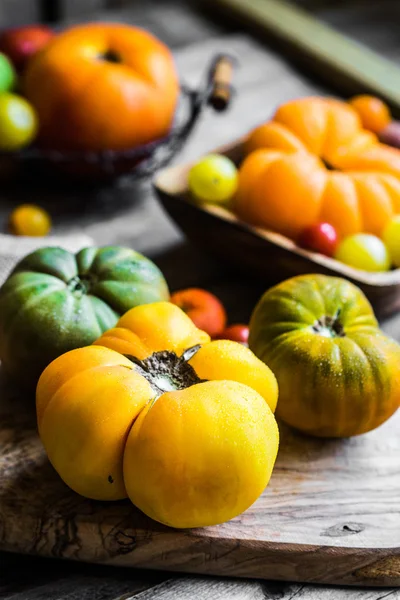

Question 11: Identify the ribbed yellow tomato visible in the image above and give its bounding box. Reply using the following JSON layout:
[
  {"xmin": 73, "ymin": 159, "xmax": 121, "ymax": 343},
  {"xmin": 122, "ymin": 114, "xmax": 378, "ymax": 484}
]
[{"xmin": 37, "ymin": 302, "xmax": 279, "ymax": 528}]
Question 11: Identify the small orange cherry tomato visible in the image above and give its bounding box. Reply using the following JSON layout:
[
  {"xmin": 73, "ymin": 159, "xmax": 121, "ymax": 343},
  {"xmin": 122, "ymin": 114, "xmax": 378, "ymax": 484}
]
[
  {"xmin": 9, "ymin": 204, "xmax": 51, "ymax": 236},
  {"xmin": 170, "ymin": 288, "xmax": 227, "ymax": 338},
  {"xmin": 349, "ymin": 95, "xmax": 391, "ymax": 134}
]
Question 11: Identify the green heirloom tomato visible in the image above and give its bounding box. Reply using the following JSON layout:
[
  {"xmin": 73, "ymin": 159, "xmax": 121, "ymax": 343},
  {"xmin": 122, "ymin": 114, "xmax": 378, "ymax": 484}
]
[
  {"xmin": 0, "ymin": 245, "xmax": 169, "ymax": 385},
  {"xmin": 249, "ymin": 274, "xmax": 400, "ymax": 438}
]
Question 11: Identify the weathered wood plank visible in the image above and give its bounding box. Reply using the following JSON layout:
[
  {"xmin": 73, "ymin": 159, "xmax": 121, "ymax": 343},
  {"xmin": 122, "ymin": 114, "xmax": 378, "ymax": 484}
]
[
  {"xmin": 2, "ymin": 554, "xmax": 400, "ymax": 600},
  {"xmin": 0, "ymin": 552, "xmax": 168, "ymax": 600},
  {"xmin": 212, "ymin": 0, "xmax": 400, "ymax": 114},
  {"xmin": 126, "ymin": 578, "xmax": 288, "ymax": 600},
  {"xmin": 307, "ymin": 0, "xmax": 400, "ymax": 62},
  {"xmin": 125, "ymin": 579, "xmax": 400, "ymax": 600}
]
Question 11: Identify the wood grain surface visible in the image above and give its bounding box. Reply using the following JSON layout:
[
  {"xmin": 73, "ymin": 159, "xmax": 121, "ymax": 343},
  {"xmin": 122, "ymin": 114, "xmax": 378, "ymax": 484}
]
[
  {"xmin": 2, "ymin": 2, "xmax": 400, "ymax": 598},
  {"xmin": 3, "ymin": 551, "xmax": 400, "ymax": 600}
]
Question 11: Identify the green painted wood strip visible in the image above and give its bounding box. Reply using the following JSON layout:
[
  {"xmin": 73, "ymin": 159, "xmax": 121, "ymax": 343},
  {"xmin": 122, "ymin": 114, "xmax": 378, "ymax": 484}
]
[{"xmin": 213, "ymin": 0, "xmax": 400, "ymax": 111}]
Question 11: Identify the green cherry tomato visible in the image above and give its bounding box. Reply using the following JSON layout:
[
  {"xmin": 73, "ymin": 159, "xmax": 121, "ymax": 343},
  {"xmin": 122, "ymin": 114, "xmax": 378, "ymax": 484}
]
[
  {"xmin": 188, "ymin": 154, "xmax": 238, "ymax": 205},
  {"xmin": 382, "ymin": 216, "xmax": 400, "ymax": 268},
  {"xmin": 335, "ymin": 233, "xmax": 391, "ymax": 272},
  {"xmin": 0, "ymin": 93, "xmax": 38, "ymax": 151},
  {"xmin": 0, "ymin": 52, "xmax": 16, "ymax": 93}
]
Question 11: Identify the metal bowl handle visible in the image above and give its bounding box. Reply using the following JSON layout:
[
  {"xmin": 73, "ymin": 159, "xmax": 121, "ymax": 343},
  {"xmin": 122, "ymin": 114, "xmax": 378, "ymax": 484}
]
[{"xmin": 127, "ymin": 52, "xmax": 237, "ymax": 181}]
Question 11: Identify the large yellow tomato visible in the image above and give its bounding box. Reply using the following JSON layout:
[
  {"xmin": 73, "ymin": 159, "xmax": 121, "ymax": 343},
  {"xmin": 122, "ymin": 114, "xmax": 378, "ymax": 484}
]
[
  {"xmin": 37, "ymin": 302, "xmax": 279, "ymax": 528},
  {"xmin": 249, "ymin": 274, "xmax": 400, "ymax": 438}
]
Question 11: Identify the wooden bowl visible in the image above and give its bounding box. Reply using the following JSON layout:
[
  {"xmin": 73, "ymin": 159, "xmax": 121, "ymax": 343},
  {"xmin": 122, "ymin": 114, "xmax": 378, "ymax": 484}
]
[{"xmin": 154, "ymin": 140, "xmax": 400, "ymax": 318}]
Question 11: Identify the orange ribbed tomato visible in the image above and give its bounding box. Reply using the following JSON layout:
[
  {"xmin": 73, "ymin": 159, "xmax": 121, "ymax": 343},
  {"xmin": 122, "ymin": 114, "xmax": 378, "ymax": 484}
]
[
  {"xmin": 235, "ymin": 97, "xmax": 400, "ymax": 240},
  {"xmin": 24, "ymin": 23, "xmax": 179, "ymax": 151}
]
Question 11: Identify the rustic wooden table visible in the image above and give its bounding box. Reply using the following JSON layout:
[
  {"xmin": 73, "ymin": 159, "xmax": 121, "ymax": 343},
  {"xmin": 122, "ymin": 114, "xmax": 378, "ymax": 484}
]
[{"xmin": 1, "ymin": 1, "xmax": 400, "ymax": 598}]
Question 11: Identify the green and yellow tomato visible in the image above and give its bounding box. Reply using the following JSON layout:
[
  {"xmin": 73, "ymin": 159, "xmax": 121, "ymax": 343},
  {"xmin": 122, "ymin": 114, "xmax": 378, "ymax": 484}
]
[
  {"xmin": 188, "ymin": 154, "xmax": 238, "ymax": 205},
  {"xmin": 0, "ymin": 93, "xmax": 37, "ymax": 150},
  {"xmin": 334, "ymin": 233, "xmax": 390, "ymax": 272},
  {"xmin": 0, "ymin": 245, "xmax": 169, "ymax": 385},
  {"xmin": 249, "ymin": 274, "xmax": 400, "ymax": 438}
]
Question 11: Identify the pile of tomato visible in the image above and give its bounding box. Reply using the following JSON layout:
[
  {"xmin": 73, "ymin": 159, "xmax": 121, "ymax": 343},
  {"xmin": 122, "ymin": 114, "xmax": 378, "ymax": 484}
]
[{"xmin": 188, "ymin": 147, "xmax": 400, "ymax": 273}]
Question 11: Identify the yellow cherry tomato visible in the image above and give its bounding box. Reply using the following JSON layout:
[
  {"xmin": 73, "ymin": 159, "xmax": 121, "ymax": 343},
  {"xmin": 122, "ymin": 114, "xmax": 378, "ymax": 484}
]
[
  {"xmin": 335, "ymin": 233, "xmax": 390, "ymax": 272},
  {"xmin": 0, "ymin": 93, "xmax": 37, "ymax": 150},
  {"xmin": 188, "ymin": 154, "xmax": 238, "ymax": 205},
  {"xmin": 9, "ymin": 204, "xmax": 51, "ymax": 236}
]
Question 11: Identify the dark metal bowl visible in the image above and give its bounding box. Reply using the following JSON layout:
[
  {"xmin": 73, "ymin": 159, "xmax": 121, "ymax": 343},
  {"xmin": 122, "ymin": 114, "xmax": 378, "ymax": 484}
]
[{"xmin": 0, "ymin": 54, "xmax": 234, "ymax": 184}]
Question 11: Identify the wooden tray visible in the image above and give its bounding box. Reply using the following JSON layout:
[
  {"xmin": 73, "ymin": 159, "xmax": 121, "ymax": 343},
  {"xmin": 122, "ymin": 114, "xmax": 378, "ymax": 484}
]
[
  {"xmin": 0, "ymin": 375, "xmax": 399, "ymax": 587},
  {"xmin": 154, "ymin": 141, "xmax": 400, "ymax": 318}
]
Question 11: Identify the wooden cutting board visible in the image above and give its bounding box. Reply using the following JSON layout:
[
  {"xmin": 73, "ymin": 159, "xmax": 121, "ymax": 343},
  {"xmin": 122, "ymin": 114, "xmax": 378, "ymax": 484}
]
[{"xmin": 1, "ymin": 372, "xmax": 399, "ymax": 588}]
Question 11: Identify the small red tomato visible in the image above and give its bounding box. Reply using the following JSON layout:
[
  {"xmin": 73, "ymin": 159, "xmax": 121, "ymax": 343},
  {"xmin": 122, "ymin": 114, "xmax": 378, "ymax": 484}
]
[
  {"xmin": 218, "ymin": 324, "xmax": 249, "ymax": 346},
  {"xmin": 297, "ymin": 222, "xmax": 338, "ymax": 257},
  {"xmin": 170, "ymin": 288, "xmax": 227, "ymax": 338},
  {"xmin": 0, "ymin": 26, "xmax": 55, "ymax": 72}
]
